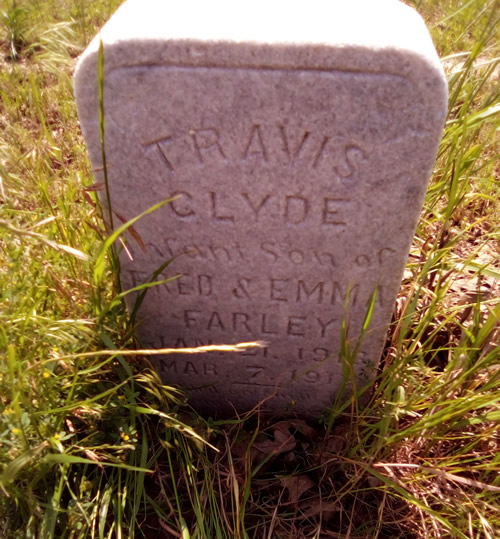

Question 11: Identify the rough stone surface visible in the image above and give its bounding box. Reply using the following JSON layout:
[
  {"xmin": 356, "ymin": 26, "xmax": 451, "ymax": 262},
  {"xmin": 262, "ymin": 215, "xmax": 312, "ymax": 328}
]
[{"xmin": 74, "ymin": 0, "xmax": 447, "ymax": 417}]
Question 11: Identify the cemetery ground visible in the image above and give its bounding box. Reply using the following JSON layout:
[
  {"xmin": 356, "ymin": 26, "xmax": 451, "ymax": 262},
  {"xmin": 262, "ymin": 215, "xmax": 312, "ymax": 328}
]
[{"xmin": 0, "ymin": 0, "xmax": 498, "ymax": 537}]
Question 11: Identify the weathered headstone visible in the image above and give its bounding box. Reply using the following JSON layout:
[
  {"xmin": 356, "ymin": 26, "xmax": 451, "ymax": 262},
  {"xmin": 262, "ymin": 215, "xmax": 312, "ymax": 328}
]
[{"xmin": 74, "ymin": 0, "xmax": 447, "ymax": 416}]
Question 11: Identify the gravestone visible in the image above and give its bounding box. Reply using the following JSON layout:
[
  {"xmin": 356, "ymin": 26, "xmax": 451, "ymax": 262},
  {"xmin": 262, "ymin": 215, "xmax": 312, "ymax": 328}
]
[{"xmin": 74, "ymin": 0, "xmax": 447, "ymax": 416}]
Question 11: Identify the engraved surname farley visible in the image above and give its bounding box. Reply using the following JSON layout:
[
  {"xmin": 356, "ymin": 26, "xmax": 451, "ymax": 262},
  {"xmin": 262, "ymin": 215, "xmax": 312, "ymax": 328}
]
[{"xmin": 181, "ymin": 309, "xmax": 341, "ymax": 338}]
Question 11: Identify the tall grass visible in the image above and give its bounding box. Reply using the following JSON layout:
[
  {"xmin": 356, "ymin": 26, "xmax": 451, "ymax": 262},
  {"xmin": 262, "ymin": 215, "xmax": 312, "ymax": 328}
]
[{"xmin": 0, "ymin": 0, "xmax": 498, "ymax": 537}]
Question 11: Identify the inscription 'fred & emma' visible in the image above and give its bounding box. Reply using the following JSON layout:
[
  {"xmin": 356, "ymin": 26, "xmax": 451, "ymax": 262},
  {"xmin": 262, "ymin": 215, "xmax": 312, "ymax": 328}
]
[{"xmin": 128, "ymin": 271, "xmax": 385, "ymax": 306}]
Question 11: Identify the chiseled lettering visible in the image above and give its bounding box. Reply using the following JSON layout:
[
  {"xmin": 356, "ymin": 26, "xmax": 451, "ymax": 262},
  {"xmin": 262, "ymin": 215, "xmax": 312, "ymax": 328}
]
[
  {"xmin": 241, "ymin": 347, "xmax": 257, "ymax": 357},
  {"xmin": 285, "ymin": 195, "xmax": 309, "ymax": 224},
  {"xmin": 312, "ymin": 135, "xmax": 330, "ymax": 168},
  {"xmin": 261, "ymin": 313, "xmax": 278, "ymax": 335},
  {"xmin": 279, "ymin": 125, "xmax": 310, "ymax": 164},
  {"xmin": 313, "ymin": 347, "xmax": 329, "ymax": 362},
  {"xmin": 145, "ymin": 243, "xmax": 166, "ymax": 258},
  {"xmin": 209, "ymin": 244, "xmax": 231, "ymax": 261},
  {"xmin": 184, "ymin": 310, "xmax": 201, "ymax": 328},
  {"xmin": 159, "ymin": 359, "xmax": 177, "ymax": 373},
  {"xmin": 316, "ymin": 317, "xmax": 336, "ymax": 338},
  {"xmin": 243, "ymin": 124, "xmax": 268, "ymax": 161},
  {"xmin": 270, "ymin": 278, "xmax": 289, "ymax": 302},
  {"xmin": 177, "ymin": 274, "xmax": 191, "ymax": 295},
  {"xmin": 288, "ymin": 249, "xmax": 304, "ymax": 264},
  {"xmin": 190, "ymin": 127, "xmax": 226, "ymax": 163},
  {"xmin": 233, "ymin": 242, "xmax": 246, "ymax": 260},
  {"xmin": 297, "ymin": 280, "xmax": 324, "ymax": 303},
  {"xmin": 287, "ymin": 316, "xmax": 306, "ymax": 336},
  {"xmin": 128, "ymin": 270, "xmax": 148, "ymax": 287},
  {"xmin": 194, "ymin": 338, "xmax": 213, "ymax": 346},
  {"xmin": 232, "ymin": 278, "xmax": 251, "ymax": 299},
  {"xmin": 330, "ymin": 282, "xmax": 359, "ymax": 305},
  {"xmin": 322, "ymin": 198, "xmax": 349, "ymax": 226},
  {"xmin": 144, "ymin": 136, "xmax": 174, "ymax": 171},
  {"xmin": 355, "ymin": 254, "xmax": 371, "ymax": 267},
  {"xmin": 183, "ymin": 244, "xmax": 203, "ymax": 259},
  {"xmin": 163, "ymin": 237, "xmax": 202, "ymax": 259},
  {"xmin": 334, "ymin": 144, "xmax": 366, "ymax": 179},
  {"xmin": 207, "ymin": 311, "xmax": 225, "ymax": 331},
  {"xmin": 233, "ymin": 312, "xmax": 252, "ymax": 333},
  {"xmin": 261, "ymin": 241, "xmax": 279, "ymax": 262},
  {"xmin": 159, "ymin": 278, "xmax": 173, "ymax": 294},
  {"xmin": 333, "ymin": 144, "xmax": 366, "ymax": 179},
  {"xmin": 163, "ymin": 238, "xmax": 178, "ymax": 258},
  {"xmin": 378, "ymin": 247, "xmax": 396, "ymax": 264},
  {"xmin": 210, "ymin": 192, "xmax": 234, "ymax": 222},
  {"xmin": 162, "ymin": 273, "xmax": 212, "ymax": 296},
  {"xmin": 246, "ymin": 365, "xmax": 265, "ymax": 379},
  {"xmin": 170, "ymin": 191, "xmax": 195, "ymax": 218},
  {"xmin": 315, "ymin": 251, "xmax": 336, "ymax": 267},
  {"xmin": 370, "ymin": 285, "xmax": 384, "ymax": 307},
  {"xmin": 305, "ymin": 371, "xmax": 320, "ymax": 383},
  {"xmin": 184, "ymin": 361, "xmax": 198, "ymax": 375},
  {"xmin": 203, "ymin": 363, "xmax": 217, "ymax": 375},
  {"xmin": 241, "ymin": 192, "xmax": 271, "ymax": 219},
  {"xmin": 198, "ymin": 275, "xmax": 213, "ymax": 296},
  {"xmin": 154, "ymin": 137, "xmax": 174, "ymax": 171}
]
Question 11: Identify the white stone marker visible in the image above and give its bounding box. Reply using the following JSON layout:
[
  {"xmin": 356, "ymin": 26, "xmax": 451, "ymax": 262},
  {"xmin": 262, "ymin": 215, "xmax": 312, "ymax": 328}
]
[{"xmin": 74, "ymin": 0, "xmax": 447, "ymax": 416}]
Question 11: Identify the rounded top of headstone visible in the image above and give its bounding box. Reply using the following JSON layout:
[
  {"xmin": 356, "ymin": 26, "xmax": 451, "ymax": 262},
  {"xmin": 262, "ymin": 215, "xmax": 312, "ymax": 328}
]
[
  {"xmin": 94, "ymin": 0, "xmax": 428, "ymax": 48},
  {"xmin": 75, "ymin": 0, "xmax": 446, "ymax": 82}
]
